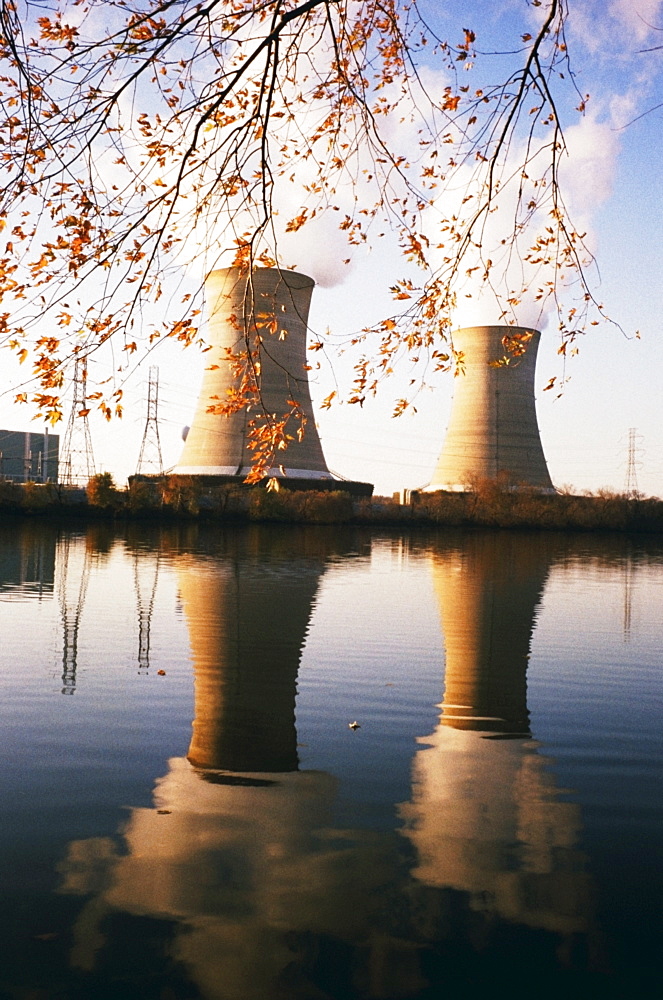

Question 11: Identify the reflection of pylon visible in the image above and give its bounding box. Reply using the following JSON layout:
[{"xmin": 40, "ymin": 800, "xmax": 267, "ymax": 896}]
[
  {"xmin": 60, "ymin": 358, "xmax": 96, "ymax": 486},
  {"xmin": 136, "ymin": 366, "xmax": 163, "ymax": 476},
  {"xmin": 57, "ymin": 534, "xmax": 92, "ymax": 695},
  {"xmin": 134, "ymin": 549, "xmax": 161, "ymax": 674},
  {"xmin": 624, "ymin": 427, "xmax": 642, "ymax": 499},
  {"xmin": 623, "ymin": 546, "xmax": 634, "ymax": 644}
]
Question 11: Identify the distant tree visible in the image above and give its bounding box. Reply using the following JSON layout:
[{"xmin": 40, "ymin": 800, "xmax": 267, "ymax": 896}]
[
  {"xmin": 0, "ymin": 0, "xmax": 593, "ymax": 474},
  {"xmin": 159, "ymin": 473, "xmax": 200, "ymax": 513},
  {"xmin": 86, "ymin": 470, "xmax": 120, "ymax": 507}
]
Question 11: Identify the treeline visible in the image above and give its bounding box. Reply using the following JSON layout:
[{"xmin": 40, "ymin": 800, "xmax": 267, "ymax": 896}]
[
  {"xmin": 0, "ymin": 474, "xmax": 356, "ymax": 524},
  {"xmin": 405, "ymin": 481, "xmax": 663, "ymax": 533},
  {"xmin": 1, "ymin": 474, "xmax": 663, "ymax": 533}
]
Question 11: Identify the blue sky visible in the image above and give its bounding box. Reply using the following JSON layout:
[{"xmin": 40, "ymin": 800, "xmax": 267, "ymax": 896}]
[{"xmin": 1, "ymin": 0, "xmax": 662, "ymax": 496}]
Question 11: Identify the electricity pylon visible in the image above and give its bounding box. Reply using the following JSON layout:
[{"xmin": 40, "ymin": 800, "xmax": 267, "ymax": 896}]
[
  {"xmin": 624, "ymin": 427, "xmax": 641, "ymax": 499},
  {"xmin": 60, "ymin": 358, "xmax": 96, "ymax": 486},
  {"xmin": 136, "ymin": 366, "xmax": 164, "ymax": 476}
]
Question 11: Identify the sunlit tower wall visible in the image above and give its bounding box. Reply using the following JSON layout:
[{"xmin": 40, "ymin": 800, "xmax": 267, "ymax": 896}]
[
  {"xmin": 174, "ymin": 266, "xmax": 335, "ymax": 483},
  {"xmin": 428, "ymin": 325, "xmax": 554, "ymax": 492}
]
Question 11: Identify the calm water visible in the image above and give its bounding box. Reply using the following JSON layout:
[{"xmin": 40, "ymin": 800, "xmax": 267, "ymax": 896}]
[{"xmin": 1, "ymin": 520, "xmax": 661, "ymax": 999}]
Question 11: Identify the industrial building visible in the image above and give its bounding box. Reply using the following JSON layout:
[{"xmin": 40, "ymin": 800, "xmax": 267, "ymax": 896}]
[
  {"xmin": 427, "ymin": 325, "xmax": 554, "ymax": 492},
  {"xmin": 173, "ymin": 266, "xmax": 372, "ymax": 495},
  {"xmin": 0, "ymin": 428, "xmax": 59, "ymax": 483}
]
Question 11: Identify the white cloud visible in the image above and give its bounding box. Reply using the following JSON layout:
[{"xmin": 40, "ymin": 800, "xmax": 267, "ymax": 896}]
[{"xmin": 568, "ymin": 0, "xmax": 663, "ymax": 53}]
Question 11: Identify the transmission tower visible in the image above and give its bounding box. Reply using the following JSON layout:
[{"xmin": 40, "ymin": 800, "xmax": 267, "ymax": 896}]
[
  {"xmin": 60, "ymin": 358, "xmax": 96, "ymax": 485},
  {"xmin": 624, "ymin": 427, "xmax": 641, "ymax": 499},
  {"xmin": 136, "ymin": 365, "xmax": 164, "ymax": 476}
]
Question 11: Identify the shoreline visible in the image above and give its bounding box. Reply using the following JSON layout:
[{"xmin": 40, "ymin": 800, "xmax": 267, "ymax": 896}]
[{"xmin": 1, "ymin": 479, "xmax": 662, "ymax": 533}]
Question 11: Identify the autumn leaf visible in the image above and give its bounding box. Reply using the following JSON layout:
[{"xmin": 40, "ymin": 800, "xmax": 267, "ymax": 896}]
[{"xmin": 285, "ymin": 210, "xmax": 309, "ymax": 232}]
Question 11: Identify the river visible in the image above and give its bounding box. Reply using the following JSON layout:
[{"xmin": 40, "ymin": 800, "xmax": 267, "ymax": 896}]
[{"xmin": 1, "ymin": 520, "xmax": 661, "ymax": 999}]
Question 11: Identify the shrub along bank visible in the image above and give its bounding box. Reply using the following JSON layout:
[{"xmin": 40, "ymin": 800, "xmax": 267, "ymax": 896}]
[{"xmin": 1, "ymin": 474, "xmax": 663, "ymax": 532}]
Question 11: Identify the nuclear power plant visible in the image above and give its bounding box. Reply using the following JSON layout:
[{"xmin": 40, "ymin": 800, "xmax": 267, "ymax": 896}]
[
  {"xmin": 173, "ymin": 266, "xmax": 372, "ymax": 494},
  {"xmin": 427, "ymin": 325, "xmax": 554, "ymax": 492},
  {"xmin": 1, "ymin": 275, "xmax": 560, "ymax": 500}
]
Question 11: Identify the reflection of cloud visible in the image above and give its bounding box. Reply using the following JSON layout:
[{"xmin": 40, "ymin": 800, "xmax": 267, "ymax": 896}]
[
  {"xmin": 58, "ymin": 759, "xmax": 404, "ymax": 1000},
  {"xmin": 59, "ymin": 837, "xmax": 118, "ymax": 898},
  {"xmin": 401, "ymin": 732, "xmax": 592, "ymax": 935},
  {"xmin": 51, "ymin": 529, "xmax": 617, "ymax": 995}
]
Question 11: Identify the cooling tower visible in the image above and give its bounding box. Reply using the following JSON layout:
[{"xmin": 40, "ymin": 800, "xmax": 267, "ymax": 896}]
[
  {"xmin": 174, "ymin": 266, "xmax": 333, "ymax": 482},
  {"xmin": 428, "ymin": 325, "xmax": 553, "ymax": 491}
]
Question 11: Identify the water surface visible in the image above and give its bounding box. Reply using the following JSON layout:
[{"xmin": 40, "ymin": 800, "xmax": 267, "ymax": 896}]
[{"xmin": 1, "ymin": 521, "xmax": 661, "ymax": 998}]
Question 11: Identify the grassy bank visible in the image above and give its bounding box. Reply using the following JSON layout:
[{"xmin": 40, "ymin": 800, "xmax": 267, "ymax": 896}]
[{"xmin": 1, "ymin": 474, "xmax": 663, "ymax": 533}]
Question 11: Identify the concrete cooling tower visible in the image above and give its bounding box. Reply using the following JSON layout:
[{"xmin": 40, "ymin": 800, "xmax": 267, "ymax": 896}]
[
  {"xmin": 174, "ymin": 266, "xmax": 372, "ymax": 494},
  {"xmin": 428, "ymin": 325, "xmax": 554, "ymax": 492}
]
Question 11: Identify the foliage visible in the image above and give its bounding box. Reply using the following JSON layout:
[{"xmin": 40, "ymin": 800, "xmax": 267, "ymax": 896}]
[
  {"xmin": 0, "ymin": 0, "xmax": 600, "ymax": 475},
  {"xmin": 159, "ymin": 474, "xmax": 201, "ymax": 513},
  {"xmin": 412, "ymin": 483, "xmax": 663, "ymax": 532},
  {"xmin": 0, "ymin": 478, "xmax": 22, "ymax": 507},
  {"xmin": 248, "ymin": 487, "xmax": 353, "ymax": 522},
  {"xmin": 127, "ymin": 476, "xmax": 162, "ymax": 511},
  {"xmin": 1, "ymin": 475, "xmax": 663, "ymax": 531},
  {"xmin": 86, "ymin": 471, "xmax": 120, "ymax": 507},
  {"xmin": 21, "ymin": 480, "xmax": 54, "ymax": 509}
]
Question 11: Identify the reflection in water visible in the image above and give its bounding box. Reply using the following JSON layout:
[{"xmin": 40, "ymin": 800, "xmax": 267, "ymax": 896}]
[
  {"xmin": 179, "ymin": 546, "xmax": 324, "ymax": 773},
  {"xmin": 432, "ymin": 531, "xmax": 547, "ymax": 737},
  {"xmin": 56, "ymin": 534, "xmax": 92, "ymax": 695},
  {"xmin": 0, "ymin": 520, "xmax": 56, "ymax": 599},
  {"xmin": 133, "ymin": 548, "xmax": 161, "ymax": 674},
  {"xmin": 622, "ymin": 544, "xmax": 634, "ymax": 642},
  {"xmin": 401, "ymin": 533, "xmax": 596, "ymax": 951},
  {"xmin": 59, "ymin": 532, "xmax": 382, "ymax": 998},
  {"xmin": 54, "ymin": 530, "xmax": 615, "ymax": 997}
]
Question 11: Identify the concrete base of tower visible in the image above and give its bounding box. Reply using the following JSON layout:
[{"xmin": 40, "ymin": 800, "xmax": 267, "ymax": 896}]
[
  {"xmin": 173, "ymin": 466, "xmax": 335, "ymax": 479},
  {"xmin": 419, "ymin": 482, "xmax": 558, "ymax": 495}
]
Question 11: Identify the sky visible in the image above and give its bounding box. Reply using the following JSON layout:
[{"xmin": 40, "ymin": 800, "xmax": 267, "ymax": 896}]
[{"xmin": 1, "ymin": 0, "xmax": 662, "ymax": 497}]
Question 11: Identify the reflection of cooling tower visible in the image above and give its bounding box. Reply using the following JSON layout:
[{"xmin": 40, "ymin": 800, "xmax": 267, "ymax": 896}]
[
  {"xmin": 434, "ymin": 532, "xmax": 551, "ymax": 737},
  {"xmin": 402, "ymin": 729, "xmax": 591, "ymax": 936},
  {"xmin": 174, "ymin": 266, "xmax": 333, "ymax": 480},
  {"xmin": 176, "ymin": 544, "xmax": 326, "ymax": 772},
  {"xmin": 401, "ymin": 533, "xmax": 593, "ymax": 939},
  {"xmin": 429, "ymin": 326, "xmax": 553, "ymax": 491}
]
